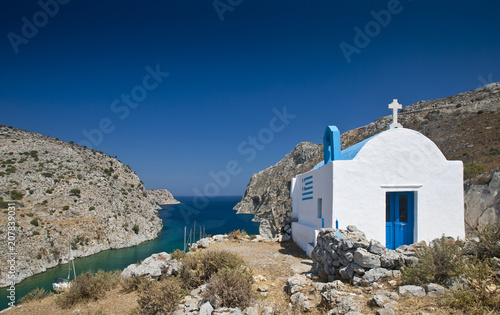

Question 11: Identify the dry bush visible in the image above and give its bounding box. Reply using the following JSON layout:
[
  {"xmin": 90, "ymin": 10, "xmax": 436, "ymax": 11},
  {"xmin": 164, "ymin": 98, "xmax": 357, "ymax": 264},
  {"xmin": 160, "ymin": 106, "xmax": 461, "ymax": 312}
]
[
  {"xmin": 228, "ymin": 229, "xmax": 248, "ymax": 240},
  {"xmin": 441, "ymin": 257, "xmax": 500, "ymax": 314},
  {"xmin": 170, "ymin": 249, "xmax": 186, "ymax": 261},
  {"xmin": 56, "ymin": 270, "xmax": 121, "ymax": 309},
  {"xmin": 120, "ymin": 275, "xmax": 149, "ymax": 293},
  {"xmin": 203, "ymin": 267, "xmax": 254, "ymax": 309},
  {"xmin": 402, "ymin": 236, "xmax": 465, "ymax": 285},
  {"xmin": 470, "ymin": 222, "xmax": 500, "ymax": 259},
  {"xmin": 19, "ymin": 287, "xmax": 52, "ymax": 303},
  {"xmin": 136, "ymin": 277, "xmax": 187, "ymax": 315},
  {"xmin": 180, "ymin": 250, "xmax": 244, "ymax": 289}
]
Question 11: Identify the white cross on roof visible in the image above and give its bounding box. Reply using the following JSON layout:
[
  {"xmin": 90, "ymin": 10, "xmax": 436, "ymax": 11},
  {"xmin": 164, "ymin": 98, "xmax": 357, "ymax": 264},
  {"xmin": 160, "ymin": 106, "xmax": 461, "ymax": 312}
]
[{"xmin": 388, "ymin": 99, "xmax": 403, "ymax": 129}]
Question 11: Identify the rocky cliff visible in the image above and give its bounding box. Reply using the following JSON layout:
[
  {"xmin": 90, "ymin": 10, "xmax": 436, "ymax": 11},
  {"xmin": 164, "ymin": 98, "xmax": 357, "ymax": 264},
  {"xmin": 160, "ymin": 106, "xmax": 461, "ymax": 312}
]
[
  {"xmin": 235, "ymin": 83, "xmax": 500, "ymax": 238},
  {"xmin": 0, "ymin": 126, "xmax": 178, "ymax": 287},
  {"xmin": 234, "ymin": 142, "xmax": 323, "ymax": 238}
]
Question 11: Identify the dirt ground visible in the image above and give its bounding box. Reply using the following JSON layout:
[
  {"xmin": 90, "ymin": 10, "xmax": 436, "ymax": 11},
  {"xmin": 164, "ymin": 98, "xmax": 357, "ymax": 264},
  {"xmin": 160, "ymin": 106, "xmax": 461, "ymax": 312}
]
[{"xmin": 3, "ymin": 240, "xmax": 465, "ymax": 315}]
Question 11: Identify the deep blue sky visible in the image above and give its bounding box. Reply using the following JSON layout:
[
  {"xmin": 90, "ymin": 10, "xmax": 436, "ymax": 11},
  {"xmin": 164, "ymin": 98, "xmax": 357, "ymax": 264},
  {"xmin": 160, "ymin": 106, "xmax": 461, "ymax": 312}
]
[{"xmin": 1, "ymin": 0, "xmax": 499, "ymax": 196}]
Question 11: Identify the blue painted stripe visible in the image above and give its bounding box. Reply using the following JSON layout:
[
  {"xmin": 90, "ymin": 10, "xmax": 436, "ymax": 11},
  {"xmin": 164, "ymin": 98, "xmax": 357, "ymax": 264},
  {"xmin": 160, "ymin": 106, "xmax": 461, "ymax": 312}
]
[
  {"xmin": 302, "ymin": 197, "xmax": 313, "ymax": 201},
  {"xmin": 302, "ymin": 186, "xmax": 313, "ymax": 191},
  {"xmin": 303, "ymin": 176, "xmax": 313, "ymax": 182},
  {"xmin": 302, "ymin": 191, "xmax": 313, "ymax": 196},
  {"xmin": 304, "ymin": 181, "xmax": 313, "ymax": 186}
]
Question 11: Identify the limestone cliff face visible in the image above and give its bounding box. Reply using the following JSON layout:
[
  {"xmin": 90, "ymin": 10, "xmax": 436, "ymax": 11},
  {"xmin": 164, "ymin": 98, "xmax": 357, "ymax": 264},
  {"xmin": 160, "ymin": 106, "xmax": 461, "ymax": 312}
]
[
  {"xmin": 147, "ymin": 189, "xmax": 180, "ymax": 206},
  {"xmin": 464, "ymin": 172, "xmax": 500, "ymax": 235},
  {"xmin": 0, "ymin": 126, "xmax": 178, "ymax": 287},
  {"xmin": 236, "ymin": 83, "xmax": 500, "ymax": 238},
  {"xmin": 234, "ymin": 142, "xmax": 323, "ymax": 238}
]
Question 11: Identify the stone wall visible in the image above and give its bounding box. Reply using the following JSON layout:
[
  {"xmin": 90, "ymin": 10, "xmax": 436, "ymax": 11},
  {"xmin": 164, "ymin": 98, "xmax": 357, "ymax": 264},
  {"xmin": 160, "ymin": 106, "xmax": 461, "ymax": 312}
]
[{"xmin": 311, "ymin": 226, "xmax": 419, "ymax": 286}]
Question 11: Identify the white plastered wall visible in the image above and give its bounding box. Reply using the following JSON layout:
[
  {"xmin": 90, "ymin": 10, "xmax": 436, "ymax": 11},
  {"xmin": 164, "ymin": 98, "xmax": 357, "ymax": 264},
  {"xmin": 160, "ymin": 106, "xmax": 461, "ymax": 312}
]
[
  {"xmin": 292, "ymin": 163, "xmax": 334, "ymax": 252},
  {"xmin": 331, "ymin": 128, "xmax": 465, "ymax": 245}
]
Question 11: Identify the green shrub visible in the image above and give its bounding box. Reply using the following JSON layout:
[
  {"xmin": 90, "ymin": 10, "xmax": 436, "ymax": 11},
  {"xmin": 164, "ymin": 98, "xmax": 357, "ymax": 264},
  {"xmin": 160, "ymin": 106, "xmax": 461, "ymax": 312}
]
[
  {"xmin": 70, "ymin": 188, "xmax": 81, "ymax": 197},
  {"xmin": 10, "ymin": 190, "xmax": 23, "ymax": 200},
  {"xmin": 464, "ymin": 162, "xmax": 488, "ymax": 178},
  {"xmin": 402, "ymin": 236, "xmax": 465, "ymax": 285},
  {"xmin": 46, "ymin": 188, "xmax": 53, "ymax": 194},
  {"xmin": 41, "ymin": 200, "xmax": 48, "ymax": 205},
  {"xmin": 19, "ymin": 288, "xmax": 51, "ymax": 303},
  {"xmin": 62, "ymin": 205, "xmax": 69, "ymax": 211},
  {"xmin": 27, "ymin": 212, "xmax": 34, "ymax": 217},
  {"xmin": 470, "ymin": 222, "xmax": 500, "ymax": 259},
  {"xmin": 0, "ymin": 197, "xmax": 9, "ymax": 208},
  {"xmin": 132, "ymin": 224, "xmax": 140, "ymax": 234},
  {"xmin": 30, "ymin": 219, "xmax": 39, "ymax": 227},
  {"xmin": 89, "ymin": 206, "xmax": 95, "ymax": 211},
  {"xmin": 203, "ymin": 267, "xmax": 254, "ymax": 309},
  {"xmin": 41, "ymin": 172, "xmax": 53, "ymax": 178},
  {"xmin": 55, "ymin": 270, "xmax": 121, "ymax": 309},
  {"xmin": 136, "ymin": 277, "xmax": 187, "ymax": 315},
  {"xmin": 33, "ymin": 231, "xmax": 40, "ymax": 236}
]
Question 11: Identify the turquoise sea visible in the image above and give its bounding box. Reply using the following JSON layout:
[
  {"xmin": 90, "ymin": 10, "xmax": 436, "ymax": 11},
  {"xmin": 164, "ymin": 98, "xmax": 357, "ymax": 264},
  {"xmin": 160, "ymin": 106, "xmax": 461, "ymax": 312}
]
[{"xmin": 1, "ymin": 196, "xmax": 258, "ymax": 311}]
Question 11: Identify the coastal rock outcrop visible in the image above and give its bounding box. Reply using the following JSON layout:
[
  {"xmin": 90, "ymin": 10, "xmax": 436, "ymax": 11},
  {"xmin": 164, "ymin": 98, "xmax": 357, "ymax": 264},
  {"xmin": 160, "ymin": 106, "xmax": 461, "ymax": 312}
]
[
  {"xmin": 0, "ymin": 126, "xmax": 178, "ymax": 287},
  {"xmin": 234, "ymin": 142, "xmax": 323, "ymax": 239}
]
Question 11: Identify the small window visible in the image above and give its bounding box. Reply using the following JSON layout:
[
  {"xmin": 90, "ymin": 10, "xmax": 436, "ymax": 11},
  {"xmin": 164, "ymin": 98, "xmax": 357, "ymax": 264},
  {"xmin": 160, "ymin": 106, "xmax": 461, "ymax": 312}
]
[
  {"xmin": 399, "ymin": 194, "xmax": 408, "ymax": 222},
  {"xmin": 386, "ymin": 193, "xmax": 391, "ymax": 222},
  {"xmin": 317, "ymin": 198, "xmax": 323, "ymax": 219}
]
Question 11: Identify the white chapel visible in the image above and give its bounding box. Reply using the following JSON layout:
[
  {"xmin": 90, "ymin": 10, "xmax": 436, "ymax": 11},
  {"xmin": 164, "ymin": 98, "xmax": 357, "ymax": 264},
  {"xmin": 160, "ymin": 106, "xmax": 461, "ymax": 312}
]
[{"xmin": 290, "ymin": 100, "xmax": 465, "ymax": 256}]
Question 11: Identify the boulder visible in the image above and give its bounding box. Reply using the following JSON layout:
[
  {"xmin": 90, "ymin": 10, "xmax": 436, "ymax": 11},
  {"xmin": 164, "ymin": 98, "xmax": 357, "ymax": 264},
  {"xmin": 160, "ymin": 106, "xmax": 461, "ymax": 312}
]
[
  {"xmin": 243, "ymin": 306, "xmax": 258, "ymax": 315},
  {"xmin": 380, "ymin": 252, "xmax": 400, "ymax": 269},
  {"xmin": 376, "ymin": 304, "xmax": 396, "ymax": 315},
  {"xmin": 354, "ymin": 248, "xmax": 381, "ymax": 269},
  {"xmin": 368, "ymin": 239, "xmax": 385, "ymax": 255},
  {"xmin": 426, "ymin": 283, "xmax": 446, "ymax": 296},
  {"xmin": 121, "ymin": 252, "xmax": 181, "ymax": 280},
  {"xmin": 198, "ymin": 238, "xmax": 210, "ymax": 248},
  {"xmin": 199, "ymin": 302, "xmax": 214, "ymax": 315},
  {"xmin": 321, "ymin": 288, "xmax": 345, "ymax": 308},
  {"xmin": 286, "ymin": 274, "xmax": 307, "ymax": 294},
  {"xmin": 291, "ymin": 292, "xmax": 307, "ymax": 306},
  {"xmin": 336, "ymin": 296, "xmax": 362, "ymax": 314},
  {"xmin": 398, "ymin": 285, "xmax": 425, "ymax": 297},
  {"xmin": 362, "ymin": 268, "xmax": 391, "ymax": 284},
  {"xmin": 369, "ymin": 294, "xmax": 389, "ymax": 307}
]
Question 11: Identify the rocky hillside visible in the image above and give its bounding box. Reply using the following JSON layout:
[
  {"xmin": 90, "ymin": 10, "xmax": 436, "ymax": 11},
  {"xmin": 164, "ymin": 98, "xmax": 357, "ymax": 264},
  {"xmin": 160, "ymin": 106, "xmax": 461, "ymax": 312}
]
[
  {"xmin": 235, "ymin": 83, "xmax": 500, "ymax": 238},
  {"xmin": 0, "ymin": 126, "xmax": 178, "ymax": 287}
]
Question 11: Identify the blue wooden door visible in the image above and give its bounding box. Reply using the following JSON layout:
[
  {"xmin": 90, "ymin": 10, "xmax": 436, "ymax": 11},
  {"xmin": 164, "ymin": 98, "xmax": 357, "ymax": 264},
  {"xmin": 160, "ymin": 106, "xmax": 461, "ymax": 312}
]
[{"xmin": 386, "ymin": 192, "xmax": 414, "ymax": 250}]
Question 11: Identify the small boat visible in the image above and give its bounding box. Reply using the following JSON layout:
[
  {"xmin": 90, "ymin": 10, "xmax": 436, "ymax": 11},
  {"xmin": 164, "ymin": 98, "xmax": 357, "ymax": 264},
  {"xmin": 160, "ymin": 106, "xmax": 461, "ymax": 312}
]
[
  {"xmin": 52, "ymin": 238, "xmax": 76, "ymax": 292},
  {"xmin": 52, "ymin": 277, "xmax": 71, "ymax": 292}
]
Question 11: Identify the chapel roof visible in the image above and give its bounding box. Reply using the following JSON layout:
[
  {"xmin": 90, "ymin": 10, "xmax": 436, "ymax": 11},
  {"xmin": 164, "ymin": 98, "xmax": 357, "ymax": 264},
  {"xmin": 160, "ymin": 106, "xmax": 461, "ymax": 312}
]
[{"xmin": 313, "ymin": 133, "xmax": 379, "ymax": 170}]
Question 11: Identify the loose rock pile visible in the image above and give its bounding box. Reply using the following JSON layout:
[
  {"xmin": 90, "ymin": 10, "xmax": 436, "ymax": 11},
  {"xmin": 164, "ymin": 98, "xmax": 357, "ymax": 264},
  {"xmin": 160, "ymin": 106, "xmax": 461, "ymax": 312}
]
[{"xmin": 311, "ymin": 226, "xmax": 420, "ymax": 286}]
